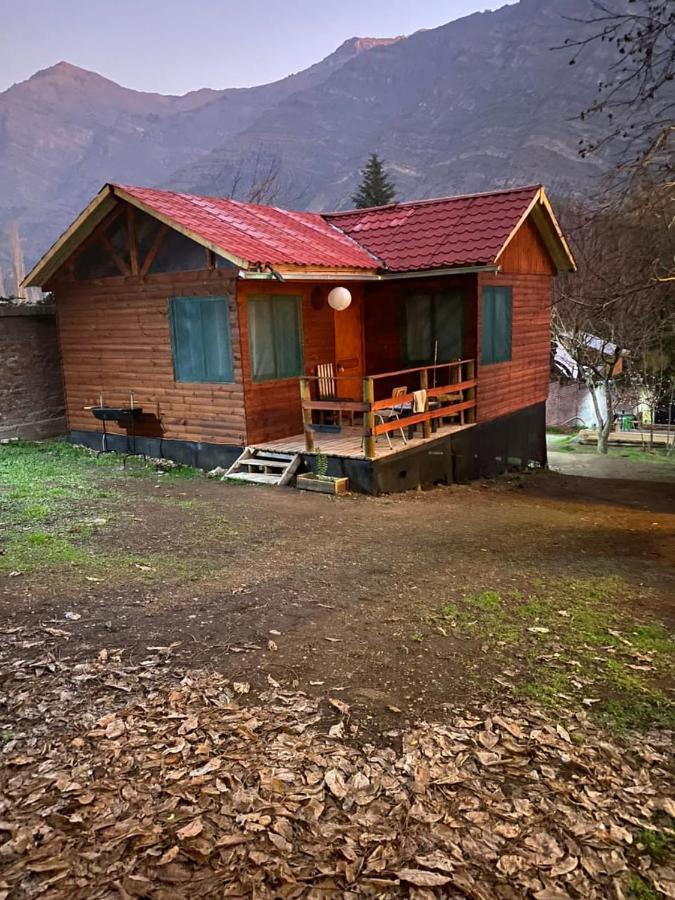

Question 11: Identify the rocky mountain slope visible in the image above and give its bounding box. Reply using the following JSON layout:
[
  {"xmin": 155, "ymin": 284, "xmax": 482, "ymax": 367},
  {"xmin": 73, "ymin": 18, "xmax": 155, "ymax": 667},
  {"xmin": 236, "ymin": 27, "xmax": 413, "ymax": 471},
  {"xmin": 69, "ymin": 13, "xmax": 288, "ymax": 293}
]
[{"xmin": 0, "ymin": 0, "xmax": 618, "ymax": 276}]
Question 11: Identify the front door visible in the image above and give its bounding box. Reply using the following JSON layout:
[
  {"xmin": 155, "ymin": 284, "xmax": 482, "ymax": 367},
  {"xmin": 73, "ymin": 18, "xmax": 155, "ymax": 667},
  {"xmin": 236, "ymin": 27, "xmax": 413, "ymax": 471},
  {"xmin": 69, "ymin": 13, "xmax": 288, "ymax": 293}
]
[{"xmin": 334, "ymin": 287, "xmax": 364, "ymax": 400}]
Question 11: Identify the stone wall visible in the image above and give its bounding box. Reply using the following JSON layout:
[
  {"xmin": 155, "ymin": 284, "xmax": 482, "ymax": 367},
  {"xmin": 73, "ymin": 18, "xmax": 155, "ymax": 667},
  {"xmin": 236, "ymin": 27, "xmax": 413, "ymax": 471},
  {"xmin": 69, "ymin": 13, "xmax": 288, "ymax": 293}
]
[{"xmin": 0, "ymin": 302, "xmax": 65, "ymax": 439}]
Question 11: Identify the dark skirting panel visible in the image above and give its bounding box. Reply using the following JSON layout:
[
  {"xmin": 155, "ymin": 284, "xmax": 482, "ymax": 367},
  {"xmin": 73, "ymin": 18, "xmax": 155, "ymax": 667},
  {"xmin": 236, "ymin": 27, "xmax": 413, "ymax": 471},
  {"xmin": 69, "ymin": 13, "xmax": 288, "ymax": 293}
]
[
  {"xmin": 69, "ymin": 430, "xmax": 242, "ymax": 472},
  {"xmin": 69, "ymin": 402, "xmax": 546, "ymax": 495}
]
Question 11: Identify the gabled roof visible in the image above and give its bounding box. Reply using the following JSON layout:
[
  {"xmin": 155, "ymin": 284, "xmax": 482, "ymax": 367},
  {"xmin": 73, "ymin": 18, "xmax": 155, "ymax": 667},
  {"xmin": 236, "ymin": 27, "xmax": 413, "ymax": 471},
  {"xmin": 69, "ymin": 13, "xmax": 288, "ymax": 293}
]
[
  {"xmin": 23, "ymin": 182, "xmax": 575, "ymax": 288},
  {"xmin": 326, "ymin": 185, "xmax": 575, "ymax": 273},
  {"xmin": 117, "ymin": 185, "xmax": 380, "ymax": 270}
]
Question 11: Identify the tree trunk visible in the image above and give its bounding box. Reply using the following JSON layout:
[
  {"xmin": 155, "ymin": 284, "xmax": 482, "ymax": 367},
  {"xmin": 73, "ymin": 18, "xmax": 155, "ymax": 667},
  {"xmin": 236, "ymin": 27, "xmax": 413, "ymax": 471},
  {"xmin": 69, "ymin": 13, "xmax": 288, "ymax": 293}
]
[
  {"xmin": 598, "ymin": 380, "xmax": 614, "ymax": 454},
  {"xmin": 586, "ymin": 378, "xmax": 609, "ymax": 454}
]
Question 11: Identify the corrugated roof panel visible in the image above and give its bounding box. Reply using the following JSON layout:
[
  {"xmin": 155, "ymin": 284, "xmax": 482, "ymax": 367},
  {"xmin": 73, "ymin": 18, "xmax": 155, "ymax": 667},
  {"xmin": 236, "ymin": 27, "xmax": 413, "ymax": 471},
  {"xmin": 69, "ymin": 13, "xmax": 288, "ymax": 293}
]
[
  {"xmin": 115, "ymin": 185, "xmax": 381, "ymax": 270},
  {"xmin": 325, "ymin": 186, "xmax": 540, "ymax": 272}
]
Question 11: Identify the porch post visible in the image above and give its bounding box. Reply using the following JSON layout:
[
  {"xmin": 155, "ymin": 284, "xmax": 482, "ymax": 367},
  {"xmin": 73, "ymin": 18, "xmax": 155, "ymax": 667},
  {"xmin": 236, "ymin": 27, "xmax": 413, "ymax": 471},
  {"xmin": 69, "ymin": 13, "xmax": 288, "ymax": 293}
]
[
  {"xmin": 465, "ymin": 360, "xmax": 477, "ymax": 424},
  {"xmin": 363, "ymin": 377, "xmax": 376, "ymax": 459},
  {"xmin": 299, "ymin": 378, "xmax": 315, "ymax": 452},
  {"xmin": 420, "ymin": 368, "xmax": 432, "ymax": 439}
]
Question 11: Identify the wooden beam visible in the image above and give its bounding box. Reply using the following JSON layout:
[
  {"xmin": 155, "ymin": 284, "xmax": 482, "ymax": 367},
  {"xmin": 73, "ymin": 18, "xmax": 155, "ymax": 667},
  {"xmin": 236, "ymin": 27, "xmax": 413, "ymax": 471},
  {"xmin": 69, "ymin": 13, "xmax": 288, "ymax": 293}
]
[
  {"xmin": 140, "ymin": 224, "xmax": 169, "ymax": 277},
  {"xmin": 420, "ymin": 368, "xmax": 432, "ymax": 439},
  {"xmin": 363, "ymin": 377, "xmax": 376, "ymax": 459},
  {"xmin": 370, "ymin": 379, "xmax": 477, "ymax": 411},
  {"xmin": 113, "ymin": 186, "xmax": 250, "ymax": 271},
  {"xmin": 99, "ymin": 232, "xmax": 131, "ymax": 277},
  {"xmin": 373, "ymin": 399, "xmax": 476, "ymax": 436},
  {"xmin": 127, "ymin": 205, "xmax": 139, "ymax": 275},
  {"xmin": 22, "ymin": 184, "xmax": 117, "ymax": 288},
  {"xmin": 299, "ymin": 378, "xmax": 315, "ymax": 452},
  {"xmin": 464, "ymin": 360, "xmax": 476, "ymax": 424},
  {"xmin": 302, "ymin": 400, "xmax": 368, "ymax": 413}
]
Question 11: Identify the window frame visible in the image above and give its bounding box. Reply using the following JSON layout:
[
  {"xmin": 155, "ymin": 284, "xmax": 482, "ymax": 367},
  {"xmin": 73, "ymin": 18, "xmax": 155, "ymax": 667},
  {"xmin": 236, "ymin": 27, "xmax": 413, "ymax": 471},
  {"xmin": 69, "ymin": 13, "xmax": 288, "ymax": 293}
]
[
  {"xmin": 169, "ymin": 295, "xmax": 235, "ymax": 385},
  {"xmin": 247, "ymin": 294, "xmax": 304, "ymax": 383},
  {"xmin": 481, "ymin": 285, "xmax": 513, "ymax": 366}
]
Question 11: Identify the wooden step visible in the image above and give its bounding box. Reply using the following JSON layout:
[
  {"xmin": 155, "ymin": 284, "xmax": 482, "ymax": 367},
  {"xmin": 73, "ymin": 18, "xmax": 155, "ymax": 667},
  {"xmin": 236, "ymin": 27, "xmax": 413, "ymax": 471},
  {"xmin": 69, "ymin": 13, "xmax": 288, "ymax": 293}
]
[
  {"xmin": 222, "ymin": 447, "xmax": 302, "ymax": 487},
  {"xmin": 237, "ymin": 458, "xmax": 289, "ymax": 469},
  {"xmin": 225, "ymin": 472, "xmax": 282, "ymax": 485}
]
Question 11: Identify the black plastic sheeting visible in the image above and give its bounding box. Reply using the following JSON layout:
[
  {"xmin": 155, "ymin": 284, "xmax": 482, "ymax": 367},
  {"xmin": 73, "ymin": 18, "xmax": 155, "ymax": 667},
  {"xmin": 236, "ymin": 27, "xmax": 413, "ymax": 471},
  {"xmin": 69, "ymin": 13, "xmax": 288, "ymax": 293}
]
[{"xmin": 69, "ymin": 402, "xmax": 546, "ymax": 495}]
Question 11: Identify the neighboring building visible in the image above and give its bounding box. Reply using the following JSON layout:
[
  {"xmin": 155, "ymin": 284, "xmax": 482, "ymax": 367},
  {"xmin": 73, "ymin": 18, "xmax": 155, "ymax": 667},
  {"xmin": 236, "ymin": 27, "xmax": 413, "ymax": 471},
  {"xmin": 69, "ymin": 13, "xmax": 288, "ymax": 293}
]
[
  {"xmin": 22, "ymin": 183, "xmax": 575, "ymax": 493},
  {"xmin": 0, "ymin": 300, "xmax": 65, "ymax": 439},
  {"xmin": 548, "ymin": 336, "xmax": 625, "ymax": 428}
]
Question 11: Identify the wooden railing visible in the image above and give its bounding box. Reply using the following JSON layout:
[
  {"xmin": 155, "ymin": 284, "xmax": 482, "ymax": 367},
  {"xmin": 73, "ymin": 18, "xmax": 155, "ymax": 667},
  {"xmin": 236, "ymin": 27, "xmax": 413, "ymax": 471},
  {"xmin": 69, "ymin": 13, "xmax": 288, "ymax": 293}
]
[{"xmin": 299, "ymin": 359, "xmax": 476, "ymax": 458}]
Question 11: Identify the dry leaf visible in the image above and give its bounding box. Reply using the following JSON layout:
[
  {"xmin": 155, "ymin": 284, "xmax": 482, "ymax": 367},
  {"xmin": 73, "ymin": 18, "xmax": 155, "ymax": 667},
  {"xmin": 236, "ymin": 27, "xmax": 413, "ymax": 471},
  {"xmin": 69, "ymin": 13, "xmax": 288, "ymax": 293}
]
[
  {"xmin": 396, "ymin": 869, "xmax": 451, "ymax": 887},
  {"xmin": 176, "ymin": 819, "xmax": 203, "ymax": 840}
]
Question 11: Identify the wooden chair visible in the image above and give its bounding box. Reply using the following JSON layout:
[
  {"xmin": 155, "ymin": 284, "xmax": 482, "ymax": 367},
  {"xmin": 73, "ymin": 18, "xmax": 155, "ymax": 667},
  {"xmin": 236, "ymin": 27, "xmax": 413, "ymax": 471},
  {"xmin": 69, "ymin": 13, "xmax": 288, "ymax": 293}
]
[{"xmin": 316, "ymin": 363, "xmax": 356, "ymax": 427}]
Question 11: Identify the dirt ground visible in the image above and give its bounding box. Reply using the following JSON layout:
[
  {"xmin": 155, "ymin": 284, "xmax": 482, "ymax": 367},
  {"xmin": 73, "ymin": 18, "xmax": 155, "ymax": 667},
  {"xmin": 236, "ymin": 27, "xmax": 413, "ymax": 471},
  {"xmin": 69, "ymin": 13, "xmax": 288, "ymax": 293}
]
[
  {"xmin": 1, "ymin": 445, "xmax": 673, "ymax": 729},
  {"xmin": 1, "ymin": 443, "xmax": 674, "ymax": 898}
]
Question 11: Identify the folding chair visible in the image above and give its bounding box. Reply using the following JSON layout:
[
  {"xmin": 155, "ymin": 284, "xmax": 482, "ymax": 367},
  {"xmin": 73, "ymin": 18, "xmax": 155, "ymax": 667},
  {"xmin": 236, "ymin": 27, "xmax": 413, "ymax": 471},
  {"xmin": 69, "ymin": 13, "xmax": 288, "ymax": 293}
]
[{"xmin": 373, "ymin": 385, "xmax": 409, "ymax": 449}]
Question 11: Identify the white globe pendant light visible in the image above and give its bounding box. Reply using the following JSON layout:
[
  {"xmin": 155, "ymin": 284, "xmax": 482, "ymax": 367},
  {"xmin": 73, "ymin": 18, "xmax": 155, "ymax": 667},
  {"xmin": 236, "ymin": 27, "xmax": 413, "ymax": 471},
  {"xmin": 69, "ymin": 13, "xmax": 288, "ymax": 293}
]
[{"xmin": 327, "ymin": 286, "xmax": 352, "ymax": 311}]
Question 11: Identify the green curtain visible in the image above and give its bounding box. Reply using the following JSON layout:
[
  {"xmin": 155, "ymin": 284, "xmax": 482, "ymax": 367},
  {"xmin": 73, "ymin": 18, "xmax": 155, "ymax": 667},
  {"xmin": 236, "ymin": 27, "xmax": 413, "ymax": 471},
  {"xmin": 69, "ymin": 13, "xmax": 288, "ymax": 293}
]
[
  {"xmin": 248, "ymin": 295, "xmax": 303, "ymax": 381},
  {"xmin": 170, "ymin": 296, "xmax": 234, "ymax": 383}
]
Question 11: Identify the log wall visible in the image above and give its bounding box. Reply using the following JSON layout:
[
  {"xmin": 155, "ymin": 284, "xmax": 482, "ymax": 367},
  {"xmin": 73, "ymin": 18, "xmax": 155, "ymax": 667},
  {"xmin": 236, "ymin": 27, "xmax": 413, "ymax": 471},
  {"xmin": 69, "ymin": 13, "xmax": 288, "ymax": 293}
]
[
  {"xmin": 237, "ymin": 282, "xmax": 338, "ymax": 445},
  {"xmin": 477, "ymin": 218, "xmax": 555, "ymax": 422},
  {"xmin": 52, "ymin": 269, "xmax": 247, "ymax": 446}
]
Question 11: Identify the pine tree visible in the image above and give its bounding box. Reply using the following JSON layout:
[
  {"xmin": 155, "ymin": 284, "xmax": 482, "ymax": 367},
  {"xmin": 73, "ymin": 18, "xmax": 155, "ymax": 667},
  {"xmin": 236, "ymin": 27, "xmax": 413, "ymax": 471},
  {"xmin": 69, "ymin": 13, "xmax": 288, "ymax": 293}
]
[{"xmin": 351, "ymin": 153, "xmax": 397, "ymax": 209}]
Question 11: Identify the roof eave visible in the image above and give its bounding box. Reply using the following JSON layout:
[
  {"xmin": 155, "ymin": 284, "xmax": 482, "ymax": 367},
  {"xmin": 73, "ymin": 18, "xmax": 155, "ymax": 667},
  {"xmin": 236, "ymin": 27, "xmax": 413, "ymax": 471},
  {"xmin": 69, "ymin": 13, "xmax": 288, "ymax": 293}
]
[
  {"xmin": 22, "ymin": 184, "xmax": 117, "ymax": 288},
  {"xmin": 494, "ymin": 187, "xmax": 576, "ymax": 274},
  {"xmin": 113, "ymin": 186, "xmax": 250, "ymax": 271}
]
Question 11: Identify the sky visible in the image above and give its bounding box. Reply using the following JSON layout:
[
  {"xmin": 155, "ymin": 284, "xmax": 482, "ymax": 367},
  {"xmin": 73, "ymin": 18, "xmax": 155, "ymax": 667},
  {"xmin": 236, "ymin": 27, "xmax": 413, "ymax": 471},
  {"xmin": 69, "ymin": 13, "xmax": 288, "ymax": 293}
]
[{"xmin": 1, "ymin": 0, "xmax": 513, "ymax": 95}]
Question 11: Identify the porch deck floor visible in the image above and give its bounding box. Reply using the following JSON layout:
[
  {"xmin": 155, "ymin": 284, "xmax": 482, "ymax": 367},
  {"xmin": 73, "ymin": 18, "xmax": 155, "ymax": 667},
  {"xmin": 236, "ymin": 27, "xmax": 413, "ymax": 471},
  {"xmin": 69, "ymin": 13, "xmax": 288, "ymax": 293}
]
[{"xmin": 254, "ymin": 422, "xmax": 474, "ymax": 460}]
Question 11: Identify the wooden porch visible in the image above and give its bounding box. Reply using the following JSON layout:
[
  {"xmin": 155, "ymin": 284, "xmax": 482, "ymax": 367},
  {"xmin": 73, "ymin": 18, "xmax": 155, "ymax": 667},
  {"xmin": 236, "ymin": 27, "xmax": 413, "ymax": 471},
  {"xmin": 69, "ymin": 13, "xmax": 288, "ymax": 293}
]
[
  {"xmin": 258, "ymin": 359, "xmax": 477, "ymax": 460},
  {"xmin": 255, "ymin": 421, "xmax": 474, "ymax": 460}
]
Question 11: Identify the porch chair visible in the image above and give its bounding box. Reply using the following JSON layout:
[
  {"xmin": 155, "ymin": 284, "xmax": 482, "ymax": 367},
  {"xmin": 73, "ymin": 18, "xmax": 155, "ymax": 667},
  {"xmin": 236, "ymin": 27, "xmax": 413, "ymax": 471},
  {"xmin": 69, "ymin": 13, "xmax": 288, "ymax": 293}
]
[
  {"xmin": 371, "ymin": 385, "xmax": 409, "ymax": 450},
  {"xmin": 316, "ymin": 362, "xmax": 356, "ymax": 427}
]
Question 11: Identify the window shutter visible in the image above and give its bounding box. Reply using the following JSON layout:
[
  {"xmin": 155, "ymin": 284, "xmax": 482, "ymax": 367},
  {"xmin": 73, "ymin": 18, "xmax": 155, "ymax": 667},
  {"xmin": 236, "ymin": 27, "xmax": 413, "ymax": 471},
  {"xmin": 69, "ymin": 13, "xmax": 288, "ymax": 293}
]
[{"xmin": 481, "ymin": 287, "xmax": 512, "ymax": 365}]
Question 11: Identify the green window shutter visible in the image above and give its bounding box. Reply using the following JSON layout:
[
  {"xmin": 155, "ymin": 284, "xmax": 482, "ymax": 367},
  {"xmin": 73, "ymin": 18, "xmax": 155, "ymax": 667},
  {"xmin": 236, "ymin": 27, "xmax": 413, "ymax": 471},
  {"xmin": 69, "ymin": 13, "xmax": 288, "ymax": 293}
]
[
  {"xmin": 481, "ymin": 287, "xmax": 512, "ymax": 365},
  {"xmin": 248, "ymin": 295, "xmax": 303, "ymax": 381},
  {"xmin": 170, "ymin": 296, "xmax": 234, "ymax": 383}
]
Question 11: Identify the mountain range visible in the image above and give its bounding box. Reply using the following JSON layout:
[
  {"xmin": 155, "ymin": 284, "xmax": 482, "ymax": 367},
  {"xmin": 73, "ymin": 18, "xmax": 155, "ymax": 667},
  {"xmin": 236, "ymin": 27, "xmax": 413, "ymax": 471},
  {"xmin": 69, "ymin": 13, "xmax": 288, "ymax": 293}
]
[{"xmin": 1, "ymin": 0, "xmax": 620, "ymax": 277}]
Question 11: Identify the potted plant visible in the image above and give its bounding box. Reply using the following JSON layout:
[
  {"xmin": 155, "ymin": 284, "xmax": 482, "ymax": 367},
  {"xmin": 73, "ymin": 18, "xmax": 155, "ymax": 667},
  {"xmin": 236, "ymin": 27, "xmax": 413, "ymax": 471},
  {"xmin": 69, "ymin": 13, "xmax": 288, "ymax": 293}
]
[{"xmin": 296, "ymin": 447, "xmax": 349, "ymax": 495}]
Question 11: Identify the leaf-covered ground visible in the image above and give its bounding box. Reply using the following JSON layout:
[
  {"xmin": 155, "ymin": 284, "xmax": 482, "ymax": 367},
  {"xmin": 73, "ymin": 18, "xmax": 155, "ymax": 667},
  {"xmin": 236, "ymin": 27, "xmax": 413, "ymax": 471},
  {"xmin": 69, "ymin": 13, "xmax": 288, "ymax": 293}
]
[
  {"xmin": 1, "ymin": 636, "xmax": 673, "ymax": 899},
  {"xmin": 1, "ymin": 441, "xmax": 674, "ymax": 897}
]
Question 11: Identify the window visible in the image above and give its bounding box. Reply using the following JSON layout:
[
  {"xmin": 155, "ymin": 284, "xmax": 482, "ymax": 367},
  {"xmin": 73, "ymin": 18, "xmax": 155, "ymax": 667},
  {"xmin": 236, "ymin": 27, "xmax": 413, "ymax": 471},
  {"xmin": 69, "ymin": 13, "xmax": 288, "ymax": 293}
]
[
  {"xmin": 402, "ymin": 289, "xmax": 465, "ymax": 365},
  {"xmin": 150, "ymin": 229, "xmax": 208, "ymax": 274},
  {"xmin": 247, "ymin": 295, "xmax": 303, "ymax": 381},
  {"xmin": 481, "ymin": 286, "xmax": 512, "ymax": 365},
  {"xmin": 169, "ymin": 296, "xmax": 234, "ymax": 383}
]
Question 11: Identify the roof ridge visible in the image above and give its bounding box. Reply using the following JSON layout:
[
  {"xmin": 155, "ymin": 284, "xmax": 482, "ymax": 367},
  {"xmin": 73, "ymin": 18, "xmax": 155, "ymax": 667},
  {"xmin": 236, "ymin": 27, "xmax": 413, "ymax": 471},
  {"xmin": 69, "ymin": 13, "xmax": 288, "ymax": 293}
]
[{"xmin": 323, "ymin": 184, "xmax": 542, "ymax": 218}]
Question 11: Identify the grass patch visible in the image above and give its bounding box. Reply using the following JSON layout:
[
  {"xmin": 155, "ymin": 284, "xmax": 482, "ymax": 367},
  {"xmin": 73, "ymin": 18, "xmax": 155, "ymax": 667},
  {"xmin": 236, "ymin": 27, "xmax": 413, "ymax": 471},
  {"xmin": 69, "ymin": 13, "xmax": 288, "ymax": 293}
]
[
  {"xmin": 624, "ymin": 873, "xmax": 660, "ymax": 900},
  {"xmin": 437, "ymin": 576, "xmax": 675, "ymax": 733},
  {"xmin": 0, "ymin": 441, "xmax": 205, "ymax": 577}
]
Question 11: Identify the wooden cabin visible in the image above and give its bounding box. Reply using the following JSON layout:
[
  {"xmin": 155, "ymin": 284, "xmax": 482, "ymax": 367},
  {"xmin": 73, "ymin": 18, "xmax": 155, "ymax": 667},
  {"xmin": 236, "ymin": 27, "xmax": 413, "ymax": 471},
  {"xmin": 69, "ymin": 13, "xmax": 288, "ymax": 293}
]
[{"xmin": 23, "ymin": 183, "xmax": 575, "ymax": 494}]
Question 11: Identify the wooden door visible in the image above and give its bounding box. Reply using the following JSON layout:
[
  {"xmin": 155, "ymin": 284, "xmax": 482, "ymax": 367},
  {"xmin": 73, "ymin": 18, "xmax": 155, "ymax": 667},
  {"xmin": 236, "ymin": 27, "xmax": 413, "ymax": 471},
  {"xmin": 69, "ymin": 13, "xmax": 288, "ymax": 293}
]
[{"xmin": 333, "ymin": 288, "xmax": 364, "ymax": 399}]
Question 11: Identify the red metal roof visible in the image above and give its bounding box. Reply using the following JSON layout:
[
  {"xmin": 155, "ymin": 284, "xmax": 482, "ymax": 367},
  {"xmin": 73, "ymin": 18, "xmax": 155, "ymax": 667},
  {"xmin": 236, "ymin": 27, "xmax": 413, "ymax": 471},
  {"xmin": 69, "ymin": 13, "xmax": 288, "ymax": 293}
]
[
  {"xmin": 324, "ymin": 186, "xmax": 541, "ymax": 272},
  {"xmin": 116, "ymin": 183, "xmax": 542, "ymax": 274},
  {"xmin": 115, "ymin": 185, "xmax": 380, "ymax": 270}
]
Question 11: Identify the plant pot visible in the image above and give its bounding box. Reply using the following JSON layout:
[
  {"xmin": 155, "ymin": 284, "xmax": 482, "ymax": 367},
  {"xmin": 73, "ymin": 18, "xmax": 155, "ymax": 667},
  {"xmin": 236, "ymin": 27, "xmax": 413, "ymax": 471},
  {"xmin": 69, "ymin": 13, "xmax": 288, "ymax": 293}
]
[{"xmin": 296, "ymin": 473, "xmax": 349, "ymax": 495}]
